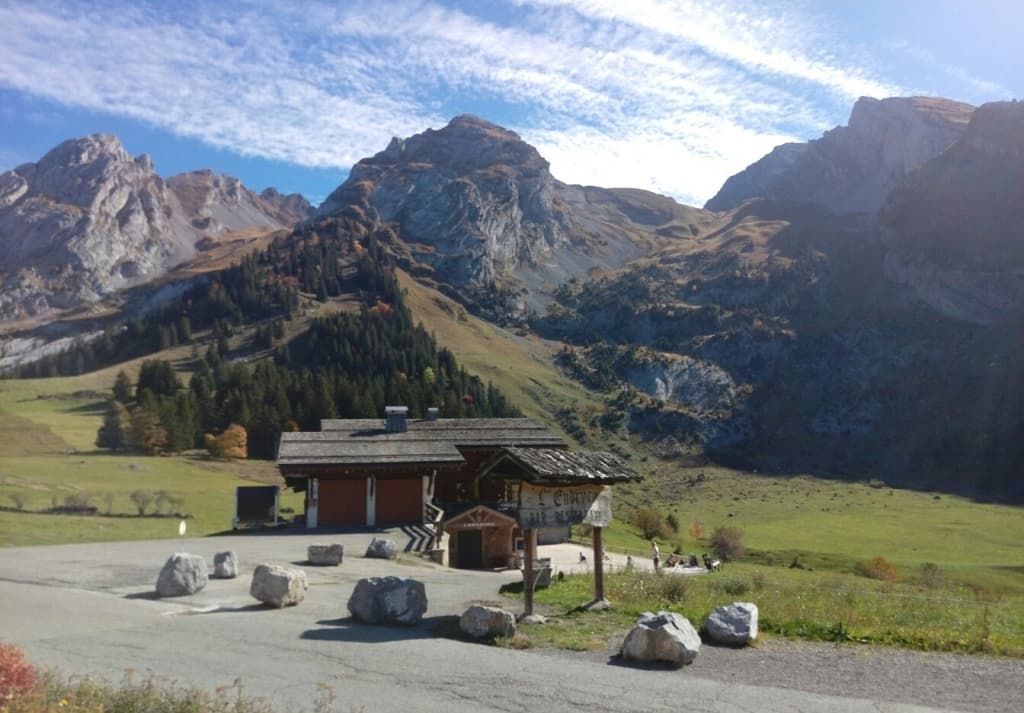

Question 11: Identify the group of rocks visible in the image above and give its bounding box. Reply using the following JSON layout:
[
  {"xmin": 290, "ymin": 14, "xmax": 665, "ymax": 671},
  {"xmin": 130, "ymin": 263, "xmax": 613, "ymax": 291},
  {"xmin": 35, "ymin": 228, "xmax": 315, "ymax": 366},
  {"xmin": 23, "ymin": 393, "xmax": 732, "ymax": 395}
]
[
  {"xmin": 154, "ymin": 550, "xmax": 308, "ymax": 608},
  {"xmin": 153, "ymin": 537, "xmax": 413, "ymax": 613},
  {"xmin": 155, "ymin": 539, "xmax": 756, "ymax": 670},
  {"xmin": 620, "ymin": 602, "xmax": 759, "ymax": 668}
]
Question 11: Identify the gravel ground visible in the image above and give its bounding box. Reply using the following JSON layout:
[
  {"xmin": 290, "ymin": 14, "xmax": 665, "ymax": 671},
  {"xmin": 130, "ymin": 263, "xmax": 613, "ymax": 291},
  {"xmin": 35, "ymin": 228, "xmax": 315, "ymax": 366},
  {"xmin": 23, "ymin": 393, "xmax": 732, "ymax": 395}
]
[{"xmin": 535, "ymin": 637, "xmax": 1024, "ymax": 713}]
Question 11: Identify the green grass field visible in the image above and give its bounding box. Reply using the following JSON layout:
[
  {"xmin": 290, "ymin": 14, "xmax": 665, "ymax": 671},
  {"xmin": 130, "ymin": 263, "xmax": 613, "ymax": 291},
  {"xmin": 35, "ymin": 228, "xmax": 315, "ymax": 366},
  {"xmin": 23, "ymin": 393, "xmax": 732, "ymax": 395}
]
[{"xmin": 0, "ymin": 371, "xmax": 299, "ymax": 547}]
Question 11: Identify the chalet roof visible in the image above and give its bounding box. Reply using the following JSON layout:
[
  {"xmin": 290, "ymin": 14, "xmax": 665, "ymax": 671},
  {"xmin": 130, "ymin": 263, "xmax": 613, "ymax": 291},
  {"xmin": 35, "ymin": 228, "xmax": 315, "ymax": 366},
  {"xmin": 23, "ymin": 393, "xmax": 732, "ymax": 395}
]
[
  {"xmin": 277, "ymin": 417, "xmax": 565, "ymax": 469},
  {"xmin": 479, "ymin": 446, "xmax": 642, "ymax": 485}
]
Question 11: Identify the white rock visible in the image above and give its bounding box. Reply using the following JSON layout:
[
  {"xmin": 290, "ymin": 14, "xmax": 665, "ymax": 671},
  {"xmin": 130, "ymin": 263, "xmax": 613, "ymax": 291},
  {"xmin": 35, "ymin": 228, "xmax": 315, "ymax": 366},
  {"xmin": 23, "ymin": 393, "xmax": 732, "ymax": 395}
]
[
  {"xmin": 250, "ymin": 564, "xmax": 307, "ymax": 607},
  {"xmin": 459, "ymin": 605, "xmax": 516, "ymax": 639},
  {"xmin": 620, "ymin": 611, "xmax": 701, "ymax": 667},
  {"xmin": 308, "ymin": 544, "xmax": 344, "ymax": 566},
  {"xmin": 705, "ymin": 602, "xmax": 759, "ymax": 645},
  {"xmin": 156, "ymin": 553, "xmax": 208, "ymax": 597}
]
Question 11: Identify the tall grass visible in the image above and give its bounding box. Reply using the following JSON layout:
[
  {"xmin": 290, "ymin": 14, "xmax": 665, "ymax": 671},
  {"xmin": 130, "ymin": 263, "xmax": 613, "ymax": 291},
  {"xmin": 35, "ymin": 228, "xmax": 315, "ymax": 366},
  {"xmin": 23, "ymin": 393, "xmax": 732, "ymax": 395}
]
[{"xmin": 517, "ymin": 566, "xmax": 1023, "ymax": 656}]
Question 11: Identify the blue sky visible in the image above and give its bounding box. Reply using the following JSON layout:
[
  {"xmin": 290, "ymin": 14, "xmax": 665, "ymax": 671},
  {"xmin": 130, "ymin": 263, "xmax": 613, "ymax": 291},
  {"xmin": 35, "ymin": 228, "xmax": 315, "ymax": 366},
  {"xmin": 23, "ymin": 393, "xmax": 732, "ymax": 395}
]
[{"xmin": 0, "ymin": 0, "xmax": 1020, "ymax": 208}]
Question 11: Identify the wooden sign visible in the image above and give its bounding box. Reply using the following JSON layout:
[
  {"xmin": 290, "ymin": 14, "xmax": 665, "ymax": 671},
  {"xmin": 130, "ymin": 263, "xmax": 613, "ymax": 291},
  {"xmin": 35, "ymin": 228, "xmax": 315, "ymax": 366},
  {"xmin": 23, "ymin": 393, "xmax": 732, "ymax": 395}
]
[
  {"xmin": 582, "ymin": 486, "xmax": 612, "ymax": 528},
  {"xmin": 518, "ymin": 482, "xmax": 607, "ymax": 528}
]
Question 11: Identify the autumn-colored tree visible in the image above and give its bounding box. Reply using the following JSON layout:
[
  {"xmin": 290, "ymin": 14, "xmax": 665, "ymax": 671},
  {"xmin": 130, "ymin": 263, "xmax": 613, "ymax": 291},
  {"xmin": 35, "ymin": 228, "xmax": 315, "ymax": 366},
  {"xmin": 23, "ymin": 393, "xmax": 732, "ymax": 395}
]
[
  {"xmin": 128, "ymin": 406, "xmax": 167, "ymax": 455},
  {"xmin": 688, "ymin": 521, "xmax": 706, "ymax": 540},
  {"xmin": 711, "ymin": 526, "xmax": 745, "ymax": 562},
  {"xmin": 630, "ymin": 507, "xmax": 668, "ymax": 540},
  {"xmin": 205, "ymin": 423, "xmax": 248, "ymax": 459}
]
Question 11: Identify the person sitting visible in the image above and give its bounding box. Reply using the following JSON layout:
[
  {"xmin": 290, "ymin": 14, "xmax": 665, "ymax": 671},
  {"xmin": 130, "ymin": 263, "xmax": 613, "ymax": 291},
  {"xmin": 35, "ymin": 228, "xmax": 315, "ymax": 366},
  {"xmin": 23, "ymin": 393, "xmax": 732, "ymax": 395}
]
[
  {"xmin": 579, "ymin": 551, "xmax": 587, "ymax": 563},
  {"xmin": 702, "ymin": 553, "xmax": 711, "ymax": 569}
]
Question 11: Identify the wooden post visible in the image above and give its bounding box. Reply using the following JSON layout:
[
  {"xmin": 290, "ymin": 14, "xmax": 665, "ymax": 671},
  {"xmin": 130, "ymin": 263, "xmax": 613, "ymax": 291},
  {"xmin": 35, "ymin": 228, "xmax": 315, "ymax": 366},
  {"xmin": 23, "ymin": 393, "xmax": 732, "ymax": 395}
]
[
  {"xmin": 523, "ymin": 527, "xmax": 537, "ymax": 616},
  {"xmin": 593, "ymin": 525, "xmax": 605, "ymax": 602}
]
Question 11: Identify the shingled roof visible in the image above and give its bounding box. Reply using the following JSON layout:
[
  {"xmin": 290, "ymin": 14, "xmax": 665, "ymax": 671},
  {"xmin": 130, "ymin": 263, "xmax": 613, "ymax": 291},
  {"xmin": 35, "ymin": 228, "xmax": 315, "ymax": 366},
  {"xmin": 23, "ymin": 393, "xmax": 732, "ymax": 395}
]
[
  {"xmin": 478, "ymin": 446, "xmax": 642, "ymax": 485},
  {"xmin": 277, "ymin": 417, "xmax": 565, "ymax": 470}
]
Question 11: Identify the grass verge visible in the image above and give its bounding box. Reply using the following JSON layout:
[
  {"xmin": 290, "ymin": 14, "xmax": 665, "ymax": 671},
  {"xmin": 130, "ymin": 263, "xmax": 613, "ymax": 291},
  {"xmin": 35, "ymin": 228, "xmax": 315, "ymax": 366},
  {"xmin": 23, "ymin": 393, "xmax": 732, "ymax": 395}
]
[{"xmin": 507, "ymin": 565, "xmax": 1023, "ymax": 657}]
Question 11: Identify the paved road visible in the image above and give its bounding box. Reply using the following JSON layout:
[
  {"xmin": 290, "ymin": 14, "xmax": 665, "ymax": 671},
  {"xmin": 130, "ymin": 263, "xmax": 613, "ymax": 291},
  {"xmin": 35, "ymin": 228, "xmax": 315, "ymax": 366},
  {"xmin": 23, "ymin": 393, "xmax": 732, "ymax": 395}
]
[{"xmin": 0, "ymin": 533, "xmax": 1001, "ymax": 713}]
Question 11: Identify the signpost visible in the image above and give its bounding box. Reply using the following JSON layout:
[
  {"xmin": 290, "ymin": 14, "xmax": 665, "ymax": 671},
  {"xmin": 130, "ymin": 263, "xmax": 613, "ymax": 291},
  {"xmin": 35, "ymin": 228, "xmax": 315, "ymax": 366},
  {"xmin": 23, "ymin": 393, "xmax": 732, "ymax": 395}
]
[{"xmin": 517, "ymin": 483, "xmax": 611, "ymax": 613}]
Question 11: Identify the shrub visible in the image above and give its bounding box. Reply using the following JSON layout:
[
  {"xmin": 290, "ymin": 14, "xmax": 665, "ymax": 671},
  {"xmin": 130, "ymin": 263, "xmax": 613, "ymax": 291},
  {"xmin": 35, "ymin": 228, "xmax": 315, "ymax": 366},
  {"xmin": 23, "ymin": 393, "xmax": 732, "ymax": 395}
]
[
  {"xmin": 717, "ymin": 575, "xmax": 751, "ymax": 596},
  {"xmin": 918, "ymin": 562, "xmax": 946, "ymax": 589},
  {"xmin": 854, "ymin": 555, "xmax": 901, "ymax": 582},
  {"xmin": 711, "ymin": 526, "xmax": 745, "ymax": 561},
  {"xmin": 630, "ymin": 507, "xmax": 668, "ymax": 540},
  {"xmin": 130, "ymin": 489, "xmax": 154, "ymax": 516},
  {"xmin": 665, "ymin": 512, "xmax": 680, "ymax": 533},
  {"xmin": 63, "ymin": 492, "xmax": 92, "ymax": 511},
  {"xmin": 0, "ymin": 643, "xmax": 36, "ymax": 703},
  {"xmin": 8, "ymin": 493, "xmax": 26, "ymax": 510},
  {"xmin": 687, "ymin": 521, "xmax": 705, "ymax": 540},
  {"xmin": 205, "ymin": 424, "xmax": 248, "ymax": 459}
]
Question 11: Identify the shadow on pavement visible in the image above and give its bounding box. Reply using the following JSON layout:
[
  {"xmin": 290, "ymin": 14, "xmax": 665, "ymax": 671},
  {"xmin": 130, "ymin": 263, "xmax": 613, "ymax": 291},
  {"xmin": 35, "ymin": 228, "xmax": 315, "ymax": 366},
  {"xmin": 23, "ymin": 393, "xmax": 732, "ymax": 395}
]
[{"xmin": 301, "ymin": 615, "xmax": 459, "ymax": 643}]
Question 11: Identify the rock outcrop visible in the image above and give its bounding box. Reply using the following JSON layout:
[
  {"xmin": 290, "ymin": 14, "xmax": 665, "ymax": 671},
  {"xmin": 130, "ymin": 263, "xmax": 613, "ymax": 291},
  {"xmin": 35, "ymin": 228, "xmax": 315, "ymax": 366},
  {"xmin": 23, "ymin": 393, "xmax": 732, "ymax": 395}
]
[
  {"xmin": 0, "ymin": 135, "xmax": 309, "ymax": 320},
  {"xmin": 880, "ymin": 100, "xmax": 1024, "ymax": 324},
  {"xmin": 706, "ymin": 96, "xmax": 974, "ymax": 215},
  {"xmin": 316, "ymin": 115, "xmax": 715, "ymax": 319}
]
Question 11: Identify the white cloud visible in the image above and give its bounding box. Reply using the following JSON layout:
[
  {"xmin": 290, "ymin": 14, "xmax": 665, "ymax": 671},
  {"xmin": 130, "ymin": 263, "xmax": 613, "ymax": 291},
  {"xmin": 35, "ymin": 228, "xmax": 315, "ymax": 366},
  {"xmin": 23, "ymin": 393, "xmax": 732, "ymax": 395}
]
[{"xmin": 0, "ymin": 0, "xmax": 902, "ymax": 204}]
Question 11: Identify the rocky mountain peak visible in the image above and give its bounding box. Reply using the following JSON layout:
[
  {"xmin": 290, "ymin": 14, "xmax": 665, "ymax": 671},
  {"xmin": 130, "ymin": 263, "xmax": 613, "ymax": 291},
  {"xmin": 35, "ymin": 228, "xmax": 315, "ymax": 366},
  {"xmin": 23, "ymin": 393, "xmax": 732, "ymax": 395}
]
[
  {"xmin": 705, "ymin": 96, "xmax": 974, "ymax": 215},
  {"xmin": 0, "ymin": 135, "xmax": 307, "ymax": 321},
  {"xmin": 315, "ymin": 116, "xmax": 564, "ymax": 301}
]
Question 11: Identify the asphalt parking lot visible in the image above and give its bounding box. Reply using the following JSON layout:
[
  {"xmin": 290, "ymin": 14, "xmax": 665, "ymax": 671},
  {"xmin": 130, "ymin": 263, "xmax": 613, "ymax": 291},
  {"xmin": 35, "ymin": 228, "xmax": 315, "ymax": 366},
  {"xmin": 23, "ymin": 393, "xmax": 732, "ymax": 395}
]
[{"xmin": 2, "ymin": 531, "xmax": 1018, "ymax": 713}]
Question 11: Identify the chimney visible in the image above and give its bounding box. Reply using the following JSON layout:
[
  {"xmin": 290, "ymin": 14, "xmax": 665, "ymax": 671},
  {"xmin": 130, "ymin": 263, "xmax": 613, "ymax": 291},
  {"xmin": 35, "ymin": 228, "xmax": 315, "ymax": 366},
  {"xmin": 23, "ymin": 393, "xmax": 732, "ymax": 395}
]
[
  {"xmin": 427, "ymin": 407, "xmax": 439, "ymax": 421},
  {"xmin": 385, "ymin": 405, "xmax": 408, "ymax": 433}
]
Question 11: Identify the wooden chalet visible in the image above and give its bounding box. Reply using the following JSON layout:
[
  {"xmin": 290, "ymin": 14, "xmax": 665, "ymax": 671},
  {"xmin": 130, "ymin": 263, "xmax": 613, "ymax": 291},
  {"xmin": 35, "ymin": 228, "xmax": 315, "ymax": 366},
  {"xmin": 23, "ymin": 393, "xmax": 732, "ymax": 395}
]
[{"xmin": 277, "ymin": 406, "xmax": 641, "ymax": 569}]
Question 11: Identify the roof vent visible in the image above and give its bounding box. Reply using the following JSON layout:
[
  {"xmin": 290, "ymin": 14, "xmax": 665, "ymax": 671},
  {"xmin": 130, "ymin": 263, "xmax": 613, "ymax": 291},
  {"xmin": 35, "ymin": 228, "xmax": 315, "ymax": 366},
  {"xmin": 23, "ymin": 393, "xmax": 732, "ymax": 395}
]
[
  {"xmin": 385, "ymin": 405, "xmax": 408, "ymax": 433},
  {"xmin": 427, "ymin": 407, "xmax": 439, "ymax": 421}
]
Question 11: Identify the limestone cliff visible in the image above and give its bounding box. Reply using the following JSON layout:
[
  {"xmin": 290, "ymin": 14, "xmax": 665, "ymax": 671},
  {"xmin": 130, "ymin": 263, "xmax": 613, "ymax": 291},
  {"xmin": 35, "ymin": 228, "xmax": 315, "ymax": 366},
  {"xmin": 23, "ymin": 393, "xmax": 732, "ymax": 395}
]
[
  {"xmin": 0, "ymin": 135, "xmax": 309, "ymax": 320},
  {"xmin": 317, "ymin": 115, "xmax": 714, "ymax": 318},
  {"xmin": 706, "ymin": 97, "xmax": 974, "ymax": 215}
]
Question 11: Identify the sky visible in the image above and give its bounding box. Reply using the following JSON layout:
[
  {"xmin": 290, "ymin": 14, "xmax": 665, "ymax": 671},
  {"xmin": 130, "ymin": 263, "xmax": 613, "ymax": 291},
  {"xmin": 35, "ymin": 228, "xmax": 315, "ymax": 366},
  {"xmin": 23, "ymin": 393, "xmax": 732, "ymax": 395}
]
[{"xmin": 0, "ymin": 0, "xmax": 1020, "ymax": 208}]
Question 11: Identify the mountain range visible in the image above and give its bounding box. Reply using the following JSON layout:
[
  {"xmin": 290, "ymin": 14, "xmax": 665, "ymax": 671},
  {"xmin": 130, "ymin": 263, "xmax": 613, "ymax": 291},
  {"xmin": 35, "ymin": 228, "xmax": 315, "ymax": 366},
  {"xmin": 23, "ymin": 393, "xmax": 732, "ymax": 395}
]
[
  {"xmin": 0, "ymin": 134, "xmax": 311, "ymax": 321},
  {"xmin": 2, "ymin": 97, "xmax": 1022, "ymax": 501}
]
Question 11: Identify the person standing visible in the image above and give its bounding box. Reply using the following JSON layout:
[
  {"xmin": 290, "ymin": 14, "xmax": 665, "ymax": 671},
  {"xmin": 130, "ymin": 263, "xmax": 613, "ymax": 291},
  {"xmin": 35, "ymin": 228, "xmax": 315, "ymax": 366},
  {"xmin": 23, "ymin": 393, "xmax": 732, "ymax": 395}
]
[{"xmin": 651, "ymin": 539, "xmax": 660, "ymax": 571}]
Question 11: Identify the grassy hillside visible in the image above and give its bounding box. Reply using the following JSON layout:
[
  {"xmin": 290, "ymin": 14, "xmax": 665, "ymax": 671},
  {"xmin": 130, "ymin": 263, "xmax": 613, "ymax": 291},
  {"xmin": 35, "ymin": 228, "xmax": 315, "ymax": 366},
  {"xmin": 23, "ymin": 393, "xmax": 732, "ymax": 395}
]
[
  {"xmin": 398, "ymin": 270, "xmax": 604, "ymax": 435},
  {"xmin": 0, "ymin": 372, "xmax": 298, "ymax": 547}
]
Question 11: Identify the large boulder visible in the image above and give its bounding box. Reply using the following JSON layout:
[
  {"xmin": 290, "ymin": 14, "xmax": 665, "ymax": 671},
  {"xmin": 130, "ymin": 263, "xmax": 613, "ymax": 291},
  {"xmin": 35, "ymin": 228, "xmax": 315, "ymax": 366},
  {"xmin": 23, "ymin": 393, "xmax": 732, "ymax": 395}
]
[
  {"xmin": 347, "ymin": 576, "xmax": 427, "ymax": 625},
  {"xmin": 365, "ymin": 537, "xmax": 399, "ymax": 560},
  {"xmin": 705, "ymin": 602, "xmax": 759, "ymax": 645},
  {"xmin": 620, "ymin": 611, "xmax": 701, "ymax": 667},
  {"xmin": 155, "ymin": 553, "xmax": 208, "ymax": 597},
  {"xmin": 213, "ymin": 551, "xmax": 238, "ymax": 579},
  {"xmin": 308, "ymin": 544, "xmax": 344, "ymax": 566},
  {"xmin": 250, "ymin": 564, "xmax": 307, "ymax": 607},
  {"xmin": 459, "ymin": 605, "xmax": 516, "ymax": 639}
]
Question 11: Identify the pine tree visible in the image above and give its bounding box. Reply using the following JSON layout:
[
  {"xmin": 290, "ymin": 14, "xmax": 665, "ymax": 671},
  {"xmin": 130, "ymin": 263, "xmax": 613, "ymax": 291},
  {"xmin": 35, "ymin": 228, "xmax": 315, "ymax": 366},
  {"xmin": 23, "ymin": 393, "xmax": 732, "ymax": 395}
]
[
  {"xmin": 112, "ymin": 370, "xmax": 132, "ymax": 403},
  {"xmin": 96, "ymin": 401, "xmax": 131, "ymax": 450}
]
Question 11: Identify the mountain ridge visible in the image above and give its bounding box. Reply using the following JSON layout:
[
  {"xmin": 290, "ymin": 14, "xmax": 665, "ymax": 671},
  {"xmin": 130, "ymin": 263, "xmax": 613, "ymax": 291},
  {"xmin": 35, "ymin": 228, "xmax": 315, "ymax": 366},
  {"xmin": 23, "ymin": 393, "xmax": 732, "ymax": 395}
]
[{"xmin": 0, "ymin": 134, "xmax": 311, "ymax": 322}]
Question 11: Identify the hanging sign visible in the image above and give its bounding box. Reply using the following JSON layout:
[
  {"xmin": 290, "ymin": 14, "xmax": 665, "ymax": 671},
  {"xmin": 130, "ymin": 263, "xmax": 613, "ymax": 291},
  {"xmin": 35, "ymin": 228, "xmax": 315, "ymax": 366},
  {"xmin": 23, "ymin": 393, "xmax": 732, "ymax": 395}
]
[
  {"xmin": 582, "ymin": 486, "xmax": 613, "ymax": 528},
  {"xmin": 518, "ymin": 482, "xmax": 608, "ymax": 528}
]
